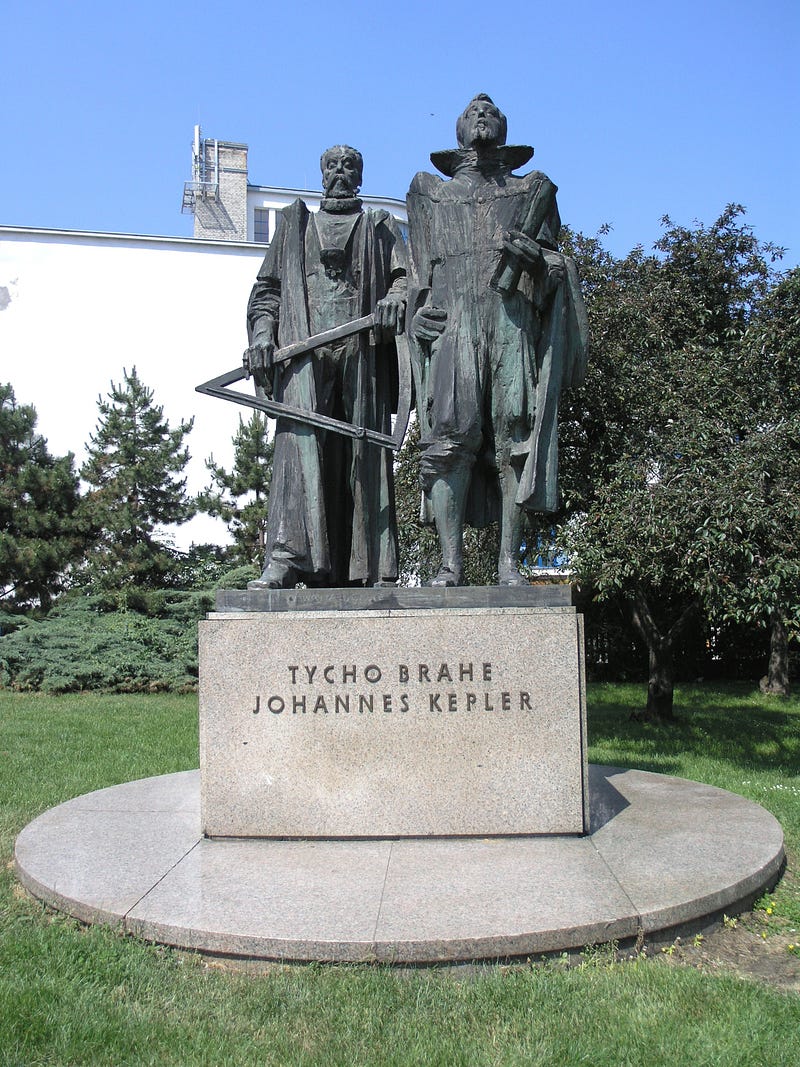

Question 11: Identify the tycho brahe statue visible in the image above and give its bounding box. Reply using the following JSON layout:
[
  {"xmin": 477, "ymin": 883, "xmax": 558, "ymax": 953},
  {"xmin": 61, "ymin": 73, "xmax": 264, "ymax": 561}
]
[
  {"xmin": 245, "ymin": 145, "xmax": 407, "ymax": 588},
  {"xmin": 407, "ymin": 94, "xmax": 588, "ymax": 586}
]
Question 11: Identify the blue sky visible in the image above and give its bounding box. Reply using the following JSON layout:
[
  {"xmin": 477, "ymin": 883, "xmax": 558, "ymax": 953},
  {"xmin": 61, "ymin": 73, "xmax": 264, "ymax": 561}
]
[{"xmin": 3, "ymin": 0, "xmax": 799, "ymax": 267}]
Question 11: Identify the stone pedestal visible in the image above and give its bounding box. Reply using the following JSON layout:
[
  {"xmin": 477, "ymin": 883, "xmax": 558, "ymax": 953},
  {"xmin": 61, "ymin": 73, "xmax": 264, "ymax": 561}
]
[{"xmin": 199, "ymin": 587, "xmax": 588, "ymax": 838}]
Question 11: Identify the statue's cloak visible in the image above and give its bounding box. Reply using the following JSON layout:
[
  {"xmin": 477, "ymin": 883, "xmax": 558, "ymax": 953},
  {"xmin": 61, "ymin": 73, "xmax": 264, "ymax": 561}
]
[
  {"xmin": 407, "ymin": 163, "xmax": 588, "ymax": 522},
  {"xmin": 247, "ymin": 199, "xmax": 403, "ymax": 583}
]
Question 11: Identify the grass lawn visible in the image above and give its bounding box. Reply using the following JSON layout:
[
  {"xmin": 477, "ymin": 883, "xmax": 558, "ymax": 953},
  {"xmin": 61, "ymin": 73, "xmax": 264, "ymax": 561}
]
[{"xmin": 1, "ymin": 684, "xmax": 799, "ymax": 1066}]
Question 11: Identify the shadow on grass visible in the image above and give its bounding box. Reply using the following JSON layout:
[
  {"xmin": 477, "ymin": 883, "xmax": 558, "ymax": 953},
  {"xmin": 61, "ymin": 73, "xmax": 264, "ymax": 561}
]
[{"xmin": 586, "ymin": 682, "xmax": 800, "ymax": 779}]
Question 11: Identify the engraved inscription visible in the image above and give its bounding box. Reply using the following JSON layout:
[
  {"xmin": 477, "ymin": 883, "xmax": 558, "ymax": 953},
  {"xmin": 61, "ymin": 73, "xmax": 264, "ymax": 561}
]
[{"xmin": 254, "ymin": 661, "xmax": 535, "ymax": 718}]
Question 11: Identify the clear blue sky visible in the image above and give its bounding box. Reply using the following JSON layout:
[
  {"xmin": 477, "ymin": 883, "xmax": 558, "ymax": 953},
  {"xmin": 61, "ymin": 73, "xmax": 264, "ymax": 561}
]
[{"xmin": 3, "ymin": 0, "xmax": 799, "ymax": 268}]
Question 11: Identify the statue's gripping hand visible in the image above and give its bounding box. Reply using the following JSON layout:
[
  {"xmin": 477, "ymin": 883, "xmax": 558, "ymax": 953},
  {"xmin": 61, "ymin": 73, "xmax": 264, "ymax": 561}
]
[
  {"xmin": 411, "ymin": 305, "xmax": 448, "ymax": 344},
  {"xmin": 375, "ymin": 293, "xmax": 406, "ymax": 336},
  {"xmin": 541, "ymin": 249, "xmax": 567, "ymax": 288},
  {"xmin": 243, "ymin": 316, "xmax": 277, "ymax": 395}
]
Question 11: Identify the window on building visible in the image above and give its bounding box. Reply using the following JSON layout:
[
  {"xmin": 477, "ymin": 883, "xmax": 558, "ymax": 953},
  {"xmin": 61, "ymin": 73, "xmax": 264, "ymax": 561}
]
[{"xmin": 253, "ymin": 208, "xmax": 271, "ymax": 243}]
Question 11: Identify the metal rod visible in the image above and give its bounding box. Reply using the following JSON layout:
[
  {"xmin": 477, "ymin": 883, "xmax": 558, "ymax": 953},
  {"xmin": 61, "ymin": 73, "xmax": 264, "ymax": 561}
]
[{"xmin": 273, "ymin": 313, "xmax": 376, "ymax": 364}]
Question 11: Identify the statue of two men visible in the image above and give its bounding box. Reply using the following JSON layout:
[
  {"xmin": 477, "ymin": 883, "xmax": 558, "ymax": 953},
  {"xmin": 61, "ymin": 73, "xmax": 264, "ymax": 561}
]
[{"xmin": 244, "ymin": 96, "xmax": 588, "ymax": 589}]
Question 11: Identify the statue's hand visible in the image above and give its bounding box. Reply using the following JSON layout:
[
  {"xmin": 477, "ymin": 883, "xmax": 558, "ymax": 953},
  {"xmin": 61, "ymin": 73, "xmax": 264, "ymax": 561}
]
[
  {"xmin": 411, "ymin": 305, "xmax": 448, "ymax": 343},
  {"xmin": 375, "ymin": 293, "xmax": 406, "ymax": 335},
  {"xmin": 502, "ymin": 230, "xmax": 542, "ymax": 268},
  {"xmin": 244, "ymin": 326, "xmax": 276, "ymax": 395},
  {"xmin": 543, "ymin": 249, "xmax": 566, "ymax": 285}
]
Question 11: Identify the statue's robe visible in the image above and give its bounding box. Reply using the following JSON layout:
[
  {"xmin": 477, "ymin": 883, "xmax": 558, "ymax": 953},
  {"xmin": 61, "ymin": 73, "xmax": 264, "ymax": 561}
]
[
  {"xmin": 247, "ymin": 199, "xmax": 405, "ymax": 584},
  {"xmin": 407, "ymin": 152, "xmax": 588, "ymax": 522}
]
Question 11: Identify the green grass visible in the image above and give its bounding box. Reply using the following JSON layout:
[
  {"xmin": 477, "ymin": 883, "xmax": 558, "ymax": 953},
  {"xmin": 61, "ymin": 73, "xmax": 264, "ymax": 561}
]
[{"xmin": 1, "ymin": 685, "xmax": 799, "ymax": 1066}]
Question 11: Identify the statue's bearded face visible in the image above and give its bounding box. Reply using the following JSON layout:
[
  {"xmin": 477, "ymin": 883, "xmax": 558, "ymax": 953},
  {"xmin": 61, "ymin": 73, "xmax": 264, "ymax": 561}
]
[
  {"xmin": 457, "ymin": 97, "xmax": 506, "ymax": 150},
  {"xmin": 321, "ymin": 148, "xmax": 363, "ymax": 198}
]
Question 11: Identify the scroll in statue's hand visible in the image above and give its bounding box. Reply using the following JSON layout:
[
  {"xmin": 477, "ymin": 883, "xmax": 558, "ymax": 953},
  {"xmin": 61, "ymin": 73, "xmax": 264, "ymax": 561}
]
[
  {"xmin": 502, "ymin": 230, "xmax": 542, "ymax": 268},
  {"xmin": 375, "ymin": 293, "xmax": 406, "ymax": 335},
  {"xmin": 411, "ymin": 305, "xmax": 448, "ymax": 343}
]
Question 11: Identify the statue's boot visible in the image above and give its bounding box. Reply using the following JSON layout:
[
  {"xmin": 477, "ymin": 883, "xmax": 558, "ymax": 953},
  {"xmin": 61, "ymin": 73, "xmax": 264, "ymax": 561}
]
[
  {"xmin": 428, "ymin": 469, "xmax": 469, "ymax": 587},
  {"xmin": 498, "ymin": 464, "xmax": 527, "ymax": 586},
  {"xmin": 248, "ymin": 558, "xmax": 299, "ymax": 590}
]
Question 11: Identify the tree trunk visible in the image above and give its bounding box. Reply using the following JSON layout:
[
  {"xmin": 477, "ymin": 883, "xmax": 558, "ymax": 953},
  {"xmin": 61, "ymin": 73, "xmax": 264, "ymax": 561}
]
[
  {"xmin": 628, "ymin": 587, "xmax": 696, "ymax": 723},
  {"xmin": 760, "ymin": 611, "xmax": 790, "ymax": 696},
  {"xmin": 646, "ymin": 637, "xmax": 675, "ymax": 720}
]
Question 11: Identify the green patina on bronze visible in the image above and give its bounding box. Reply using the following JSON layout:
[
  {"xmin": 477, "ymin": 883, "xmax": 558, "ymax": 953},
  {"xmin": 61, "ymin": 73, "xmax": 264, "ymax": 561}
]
[{"xmin": 407, "ymin": 94, "xmax": 589, "ymax": 586}]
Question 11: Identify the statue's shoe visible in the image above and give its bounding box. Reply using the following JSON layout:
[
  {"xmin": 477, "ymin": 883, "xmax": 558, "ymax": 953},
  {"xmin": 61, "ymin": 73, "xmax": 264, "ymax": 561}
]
[
  {"xmin": 248, "ymin": 561, "xmax": 298, "ymax": 589},
  {"xmin": 498, "ymin": 564, "xmax": 528, "ymax": 587},
  {"xmin": 429, "ymin": 565, "xmax": 463, "ymax": 587}
]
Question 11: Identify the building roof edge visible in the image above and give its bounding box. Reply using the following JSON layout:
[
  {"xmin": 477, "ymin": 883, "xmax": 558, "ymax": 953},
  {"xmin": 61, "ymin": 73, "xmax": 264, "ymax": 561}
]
[{"xmin": 0, "ymin": 224, "xmax": 265, "ymax": 251}]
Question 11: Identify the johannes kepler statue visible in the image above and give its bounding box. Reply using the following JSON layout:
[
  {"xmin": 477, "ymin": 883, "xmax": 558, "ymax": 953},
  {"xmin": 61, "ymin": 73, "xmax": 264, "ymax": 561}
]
[
  {"xmin": 407, "ymin": 94, "xmax": 589, "ymax": 586},
  {"xmin": 244, "ymin": 145, "xmax": 408, "ymax": 589}
]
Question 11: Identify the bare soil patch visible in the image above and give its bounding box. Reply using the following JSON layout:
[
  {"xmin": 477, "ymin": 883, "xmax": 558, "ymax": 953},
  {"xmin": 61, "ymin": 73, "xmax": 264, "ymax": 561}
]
[{"xmin": 655, "ymin": 911, "xmax": 800, "ymax": 994}]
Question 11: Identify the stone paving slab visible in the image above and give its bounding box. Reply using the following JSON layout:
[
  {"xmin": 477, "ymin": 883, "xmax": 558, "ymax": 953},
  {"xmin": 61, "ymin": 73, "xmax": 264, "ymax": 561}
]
[
  {"xmin": 129, "ymin": 838, "xmax": 394, "ymax": 962},
  {"xmin": 14, "ymin": 766, "xmax": 785, "ymax": 964},
  {"xmin": 15, "ymin": 807, "xmax": 200, "ymax": 926},
  {"xmin": 590, "ymin": 768, "xmax": 786, "ymax": 933},
  {"xmin": 372, "ymin": 835, "xmax": 638, "ymax": 962}
]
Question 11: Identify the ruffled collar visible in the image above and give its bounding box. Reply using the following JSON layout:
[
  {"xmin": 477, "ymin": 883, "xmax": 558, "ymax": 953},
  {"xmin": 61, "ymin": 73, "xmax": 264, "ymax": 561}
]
[
  {"xmin": 429, "ymin": 144, "xmax": 533, "ymax": 179},
  {"xmin": 320, "ymin": 196, "xmax": 363, "ymax": 214}
]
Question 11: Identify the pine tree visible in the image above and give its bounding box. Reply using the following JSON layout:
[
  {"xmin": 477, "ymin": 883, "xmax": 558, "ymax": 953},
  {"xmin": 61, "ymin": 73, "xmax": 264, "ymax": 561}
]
[
  {"xmin": 197, "ymin": 412, "xmax": 273, "ymax": 567},
  {"xmin": 0, "ymin": 383, "xmax": 83, "ymax": 611},
  {"xmin": 80, "ymin": 367, "xmax": 194, "ymax": 591}
]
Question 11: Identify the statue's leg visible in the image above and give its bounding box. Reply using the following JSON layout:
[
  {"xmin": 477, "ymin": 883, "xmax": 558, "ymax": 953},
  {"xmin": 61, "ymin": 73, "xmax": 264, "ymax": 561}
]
[
  {"xmin": 249, "ymin": 553, "xmax": 299, "ymax": 590},
  {"xmin": 255, "ymin": 412, "xmax": 331, "ymax": 588},
  {"xmin": 498, "ymin": 462, "xmax": 527, "ymax": 586},
  {"xmin": 428, "ymin": 466, "xmax": 470, "ymax": 587}
]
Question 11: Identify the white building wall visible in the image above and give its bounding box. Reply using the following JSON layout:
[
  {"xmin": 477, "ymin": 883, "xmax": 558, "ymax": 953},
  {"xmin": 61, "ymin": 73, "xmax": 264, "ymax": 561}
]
[
  {"xmin": 246, "ymin": 186, "xmax": 408, "ymax": 242},
  {"xmin": 0, "ymin": 227, "xmax": 267, "ymax": 550}
]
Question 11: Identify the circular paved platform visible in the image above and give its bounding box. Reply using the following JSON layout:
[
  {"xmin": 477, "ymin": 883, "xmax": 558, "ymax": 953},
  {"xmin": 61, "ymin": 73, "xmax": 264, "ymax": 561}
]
[{"xmin": 14, "ymin": 766, "xmax": 785, "ymax": 964}]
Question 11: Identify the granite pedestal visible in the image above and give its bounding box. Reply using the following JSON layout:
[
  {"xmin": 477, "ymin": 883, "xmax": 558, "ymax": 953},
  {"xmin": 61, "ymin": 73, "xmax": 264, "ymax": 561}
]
[{"xmin": 199, "ymin": 586, "xmax": 587, "ymax": 837}]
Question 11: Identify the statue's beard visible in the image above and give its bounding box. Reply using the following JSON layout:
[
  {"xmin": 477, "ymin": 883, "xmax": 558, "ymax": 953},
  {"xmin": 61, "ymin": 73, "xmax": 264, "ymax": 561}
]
[
  {"xmin": 470, "ymin": 129, "xmax": 499, "ymax": 150},
  {"xmin": 324, "ymin": 175, "xmax": 359, "ymax": 199},
  {"xmin": 465, "ymin": 118, "xmax": 503, "ymax": 150}
]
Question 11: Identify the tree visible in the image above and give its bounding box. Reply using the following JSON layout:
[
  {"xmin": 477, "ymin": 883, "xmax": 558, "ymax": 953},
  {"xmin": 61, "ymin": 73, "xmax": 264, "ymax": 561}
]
[
  {"xmin": 197, "ymin": 412, "xmax": 274, "ymax": 568},
  {"xmin": 700, "ymin": 267, "xmax": 800, "ymax": 695},
  {"xmin": 80, "ymin": 368, "xmax": 194, "ymax": 592},
  {"xmin": 560, "ymin": 207, "xmax": 786, "ymax": 719},
  {"xmin": 0, "ymin": 383, "xmax": 83, "ymax": 611}
]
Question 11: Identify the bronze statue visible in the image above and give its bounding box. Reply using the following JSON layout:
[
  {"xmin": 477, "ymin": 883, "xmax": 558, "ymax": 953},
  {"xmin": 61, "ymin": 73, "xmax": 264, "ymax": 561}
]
[
  {"xmin": 244, "ymin": 145, "xmax": 407, "ymax": 588},
  {"xmin": 407, "ymin": 94, "xmax": 588, "ymax": 586}
]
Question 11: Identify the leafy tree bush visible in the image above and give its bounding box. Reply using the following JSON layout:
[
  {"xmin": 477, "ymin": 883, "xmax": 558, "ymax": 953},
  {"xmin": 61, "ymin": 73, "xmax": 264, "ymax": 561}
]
[
  {"xmin": 560, "ymin": 207, "xmax": 789, "ymax": 718},
  {"xmin": 705, "ymin": 266, "xmax": 800, "ymax": 694},
  {"xmin": 0, "ymin": 383, "xmax": 84, "ymax": 612},
  {"xmin": 0, "ymin": 563, "xmax": 258, "ymax": 694},
  {"xmin": 0, "ymin": 594, "xmax": 201, "ymax": 693}
]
